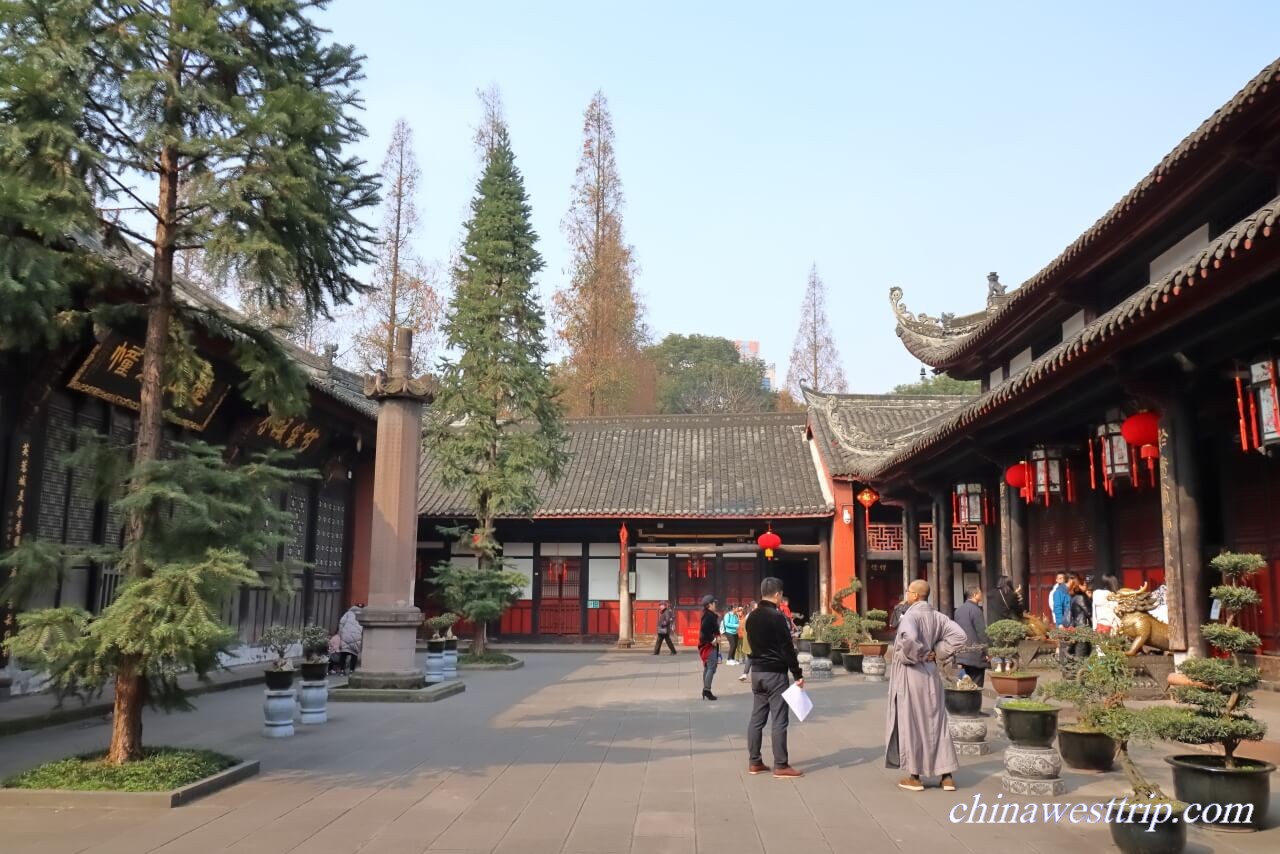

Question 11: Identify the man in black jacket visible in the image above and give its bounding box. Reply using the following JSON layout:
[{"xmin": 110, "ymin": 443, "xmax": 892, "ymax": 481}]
[{"xmin": 744, "ymin": 577, "xmax": 804, "ymax": 778}]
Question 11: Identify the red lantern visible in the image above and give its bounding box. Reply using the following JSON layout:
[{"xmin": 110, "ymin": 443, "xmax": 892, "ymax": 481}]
[
  {"xmin": 1121, "ymin": 411, "xmax": 1160, "ymax": 448},
  {"xmin": 856, "ymin": 487, "xmax": 879, "ymax": 509},
  {"xmin": 757, "ymin": 528, "xmax": 782, "ymax": 560},
  {"xmin": 1005, "ymin": 463, "xmax": 1027, "ymax": 489},
  {"xmin": 1140, "ymin": 444, "xmax": 1159, "ymax": 488}
]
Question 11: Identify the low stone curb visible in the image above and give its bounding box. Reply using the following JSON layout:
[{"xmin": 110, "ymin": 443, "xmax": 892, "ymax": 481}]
[
  {"xmin": 457, "ymin": 658, "xmax": 524, "ymax": 671},
  {"xmin": 329, "ymin": 679, "xmax": 465, "ymax": 703},
  {"xmin": 0, "ymin": 671, "xmax": 268, "ymax": 739},
  {"xmin": 0, "ymin": 760, "xmax": 259, "ymax": 809}
]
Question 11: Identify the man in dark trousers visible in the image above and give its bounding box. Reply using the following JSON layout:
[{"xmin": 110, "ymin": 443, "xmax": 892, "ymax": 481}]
[
  {"xmin": 953, "ymin": 587, "xmax": 989, "ymax": 686},
  {"xmin": 745, "ymin": 577, "xmax": 805, "ymax": 778},
  {"xmin": 654, "ymin": 601, "xmax": 677, "ymax": 655},
  {"xmin": 698, "ymin": 594, "xmax": 720, "ymax": 700}
]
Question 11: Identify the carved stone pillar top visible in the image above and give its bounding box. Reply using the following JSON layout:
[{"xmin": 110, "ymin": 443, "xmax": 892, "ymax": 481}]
[{"xmin": 363, "ymin": 328, "xmax": 438, "ymax": 402}]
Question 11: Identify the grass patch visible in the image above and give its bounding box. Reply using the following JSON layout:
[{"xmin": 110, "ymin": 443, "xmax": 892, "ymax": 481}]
[
  {"xmin": 4, "ymin": 747, "xmax": 237, "ymax": 792},
  {"xmin": 459, "ymin": 652, "xmax": 517, "ymax": 665}
]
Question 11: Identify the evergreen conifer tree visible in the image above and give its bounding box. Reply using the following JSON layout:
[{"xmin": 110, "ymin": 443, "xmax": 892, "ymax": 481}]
[
  {"xmin": 429, "ymin": 125, "xmax": 566, "ymax": 655},
  {"xmin": 0, "ymin": 0, "xmax": 377, "ymax": 763}
]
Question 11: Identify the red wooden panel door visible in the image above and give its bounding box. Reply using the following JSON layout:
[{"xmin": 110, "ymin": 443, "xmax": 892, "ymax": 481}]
[
  {"xmin": 724, "ymin": 559, "xmax": 755, "ymax": 607},
  {"xmin": 1236, "ymin": 560, "xmax": 1278, "ymax": 653},
  {"xmin": 539, "ymin": 557, "xmax": 581, "ymax": 635}
]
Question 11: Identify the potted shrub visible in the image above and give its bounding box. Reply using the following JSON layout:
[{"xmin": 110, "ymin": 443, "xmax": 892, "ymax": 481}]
[
  {"xmin": 298, "ymin": 624, "xmax": 330, "ymax": 682},
  {"xmin": 259, "ymin": 625, "xmax": 298, "ymax": 690},
  {"xmin": 944, "ymin": 673, "xmax": 983, "ymax": 716},
  {"xmin": 1096, "ymin": 706, "xmax": 1187, "ymax": 854},
  {"xmin": 1158, "ymin": 552, "xmax": 1275, "ymax": 831},
  {"xmin": 837, "ymin": 612, "xmax": 864, "ymax": 672},
  {"xmin": 857, "ymin": 609, "xmax": 888, "ymax": 657},
  {"xmin": 986, "ymin": 619, "xmax": 1037, "ymax": 697},
  {"xmin": 797, "ymin": 623, "xmax": 812, "ymax": 653},
  {"xmin": 1038, "ymin": 626, "xmax": 1126, "ymax": 772},
  {"xmin": 808, "ymin": 613, "xmax": 836, "ymax": 659},
  {"xmin": 424, "ymin": 615, "xmax": 453, "ymax": 682},
  {"xmin": 438, "ymin": 613, "xmax": 460, "ymax": 679},
  {"xmin": 1000, "ymin": 699, "xmax": 1059, "ymax": 747}
]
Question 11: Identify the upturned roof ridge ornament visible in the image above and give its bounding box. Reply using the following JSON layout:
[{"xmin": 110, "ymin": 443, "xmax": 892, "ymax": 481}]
[
  {"xmin": 363, "ymin": 327, "xmax": 437, "ymax": 402},
  {"xmin": 889, "ymin": 276, "xmax": 1002, "ymax": 341}
]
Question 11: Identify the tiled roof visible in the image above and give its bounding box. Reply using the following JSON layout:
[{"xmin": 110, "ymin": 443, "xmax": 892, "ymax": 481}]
[
  {"xmin": 893, "ymin": 58, "xmax": 1280, "ymax": 369},
  {"xmin": 803, "ymin": 390, "xmax": 971, "ymax": 479},
  {"xmin": 417, "ymin": 412, "xmax": 833, "ymax": 519},
  {"xmin": 871, "ymin": 193, "xmax": 1280, "ymax": 478}
]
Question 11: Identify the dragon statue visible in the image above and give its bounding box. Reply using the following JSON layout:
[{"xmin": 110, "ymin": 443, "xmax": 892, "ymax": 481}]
[{"xmin": 1109, "ymin": 582, "xmax": 1170, "ymax": 656}]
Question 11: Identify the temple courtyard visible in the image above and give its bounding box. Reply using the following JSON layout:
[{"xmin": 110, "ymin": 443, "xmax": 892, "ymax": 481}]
[{"xmin": 0, "ymin": 653, "xmax": 1276, "ymax": 854}]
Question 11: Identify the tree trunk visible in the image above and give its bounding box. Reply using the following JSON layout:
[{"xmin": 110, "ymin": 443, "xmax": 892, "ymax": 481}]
[
  {"xmin": 106, "ymin": 658, "xmax": 145, "ymax": 764},
  {"xmin": 473, "ymin": 621, "xmax": 486, "ymax": 657}
]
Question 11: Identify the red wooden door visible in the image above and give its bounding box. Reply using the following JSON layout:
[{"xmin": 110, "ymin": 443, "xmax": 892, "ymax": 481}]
[{"xmin": 539, "ymin": 557, "xmax": 581, "ymax": 635}]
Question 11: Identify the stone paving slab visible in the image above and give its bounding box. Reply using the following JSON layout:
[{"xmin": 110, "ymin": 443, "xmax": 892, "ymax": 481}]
[{"xmin": 0, "ymin": 652, "xmax": 1277, "ymax": 853}]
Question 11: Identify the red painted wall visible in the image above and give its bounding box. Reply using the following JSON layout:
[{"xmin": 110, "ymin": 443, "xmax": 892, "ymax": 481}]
[{"xmin": 830, "ymin": 480, "xmax": 856, "ymax": 609}]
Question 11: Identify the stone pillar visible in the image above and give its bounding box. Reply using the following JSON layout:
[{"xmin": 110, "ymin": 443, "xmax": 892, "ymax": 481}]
[
  {"xmin": 933, "ymin": 491, "xmax": 954, "ymax": 616},
  {"xmin": 349, "ymin": 328, "xmax": 433, "ymax": 690},
  {"xmin": 617, "ymin": 524, "xmax": 633, "ymax": 648},
  {"xmin": 902, "ymin": 503, "xmax": 920, "ymax": 593}
]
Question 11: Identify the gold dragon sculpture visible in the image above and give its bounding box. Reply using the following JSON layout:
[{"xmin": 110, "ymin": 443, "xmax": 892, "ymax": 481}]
[{"xmin": 1109, "ymin": 582, "xmax": 1170, "ymax": 656}]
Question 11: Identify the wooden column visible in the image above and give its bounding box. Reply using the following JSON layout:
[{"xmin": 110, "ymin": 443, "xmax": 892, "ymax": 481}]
[
  {"xmin": 854, "ymin": 504, "xmax": 869, "ymax": 613},
  {"xmin": 982, "ymin": 480, "xmax": 1001, "ymax": 615},
  {"xmin": 1158, "ymin": 390, "xmax": 1206, "ymax": 654},
  {"xmin": 933, "ymin": 490, "xmax": 954, "ymax": 616},
  {"xmin": 1088, "ymin": 481, "xmax": 1116, "ymax": 588},
  {"xmin": 902, "ymin": 503, "xmax": 920, "ymax": 593},
  {"xmin": 1006, "ymin": 484, "xmax": 1029, "ymax": 593},
  {"xmin": 818, "ymin": 526, "xmax": 832, "ymax": 614}
]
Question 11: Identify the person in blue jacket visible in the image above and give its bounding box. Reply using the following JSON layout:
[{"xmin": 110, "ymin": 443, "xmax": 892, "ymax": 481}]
[{"xmin": 1050, "ymin": 573, "xmax": 1070, "ymax": 659}]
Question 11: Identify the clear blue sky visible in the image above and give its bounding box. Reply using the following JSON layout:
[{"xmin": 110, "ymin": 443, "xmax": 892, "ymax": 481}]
[{"xmin": 315, "ymin": 1, "xmax": 1280, "ymax": 392}]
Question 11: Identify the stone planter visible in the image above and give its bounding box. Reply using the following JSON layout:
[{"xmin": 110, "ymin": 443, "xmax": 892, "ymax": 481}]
[
  {"xmin": 1110, "ymin": 808, "xmax": 1186, "ymax": 854},
  {"xmin": 990, "ymin": 672, "xmax": 1039, "ymax": 698},
  {"xmin": 425, "ymin": 639, "xmax": 445, "ymax": 682},
  {"xmin": 1002, "ymin": 744, "xmax": 1065, "ymax": 795},
  {"xmin": 1002, "ymin": 705, "xmax": 1059, "ymax": 748},
  {"xmin": 264, "ymin": 668, "xmax": 295, "ymax": 691},
  {"xmin": 808, "ymin": 654, "xmax": 833, "ymax": 681},
  {"xmin": 443, "ymin": 637, "xmax": 458, "ymax": 680},
  {"xmin": 841, "ymin": 652, "xmax": 863, "ymax": 673},
  {"xmin": 263, "ymin": 687, "xmax": 295, "ymax": 738},
  {"xmin": 862, "ymin": 654, "xmax": 886, "ymax": 681},
  {"xmin": 944, "ymin": 687, "xmax": 982, "ymax": 717},
  {"xmin": 1165, "ymin": 754, "xmax": 1275, "ymax": 831},
  {"xmin": 298, "ymin": 678, "xmax": 328, "ymax": 725},
  {"xmin": 1057, "ymin": 726, "xmax": 1116, "ymax": 772}
]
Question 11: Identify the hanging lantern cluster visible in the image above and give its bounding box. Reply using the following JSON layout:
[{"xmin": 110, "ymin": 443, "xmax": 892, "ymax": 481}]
[
  {"xmin": 1121, "ymin": 411, "xmax": 1160, "ymax": 488},
  {"xmin": 1085, "ymin": 410, "xmax": 1160, "ymax": 494},
  {"xmin": 757, "ymin": 527, "xmax": 782, "ymax": 560},
  {"xmin": 1236, "ymin": 357, "xmax": 1280, "ymax": 451},
  {"xmin": 1007, "ymin": 447, "xmax": 1076, "ymax": 506},
  {"xmin": 686, "ymin": 557, "xmax": 708, "ymax": 579},
  {"xmin": 952, "ymin": 482, "xmax": 993, "ymax": 525}
]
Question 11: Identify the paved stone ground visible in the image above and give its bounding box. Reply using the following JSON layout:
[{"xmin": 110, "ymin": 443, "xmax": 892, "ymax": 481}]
[{"xmin": 0, "ymin": 652, "xmax": 1276, "ymax": 853}]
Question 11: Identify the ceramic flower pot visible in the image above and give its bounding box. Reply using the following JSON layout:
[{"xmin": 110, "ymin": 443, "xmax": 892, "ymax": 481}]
[
  {"xmin": 1165, "ymin": 754, "xmax": 1274, "ymax": 831},
  {"xmin": 1001, "ymin": 704, "xmax": 1059, "ymax": 748},
  {"xmin": 1057, "ymin": 726, "xmax": 1116, "ymax": 772},
  {"xmin": 264, "ymin": 668, "xmax": 296, "ymax": 691},
  {"xmin": 944, "ymin": 687, "xmax": 983, "ymax": 717}
]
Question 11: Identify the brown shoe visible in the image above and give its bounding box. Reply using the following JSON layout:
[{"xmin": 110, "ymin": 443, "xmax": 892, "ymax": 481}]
[
  {"xmin": 897, "ymin": 775, "xmax": 924, "ymax": 791},
  {"xmin": 748, "ymin": 762, "xmax": 769, "ymax": 775},
  {"xmin": 772, "ymin": 765, "xmax": 803, "ymax": 778},
  {"xmin": 940, "ymin": 774, "xmax": 957, "ymax": 791}
]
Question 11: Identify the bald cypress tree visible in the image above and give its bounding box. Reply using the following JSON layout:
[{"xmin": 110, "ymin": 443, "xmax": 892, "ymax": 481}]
[
  {"xmin": 0, "ymin": 0, "xmax": 377, "ymax": 763},
  {"xmin": 429, "ymin": 124, "xmax": 566, "ymax": 655}
]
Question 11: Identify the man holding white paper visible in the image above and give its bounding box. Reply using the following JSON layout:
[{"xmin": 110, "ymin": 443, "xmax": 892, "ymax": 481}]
[{"xmin": 744, "ymin": 576, "xmax": 805, "ymax": 778}]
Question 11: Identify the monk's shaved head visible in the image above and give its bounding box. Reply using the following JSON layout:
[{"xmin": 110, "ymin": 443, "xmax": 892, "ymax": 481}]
[{"xmin": 907, "ymin": 580, "xmax": 930, "ymax": 603}]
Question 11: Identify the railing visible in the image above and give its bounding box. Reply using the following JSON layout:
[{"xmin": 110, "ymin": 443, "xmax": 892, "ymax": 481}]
[{"xmin": 866, "ymin": 523, "xmax": 982, "ymax": 553}]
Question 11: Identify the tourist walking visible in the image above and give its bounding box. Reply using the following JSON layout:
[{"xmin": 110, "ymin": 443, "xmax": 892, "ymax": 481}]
[
  {"xmin": 987, "ymin": 575, "xmax": 1025, "ymax": 624},
  {"xmin": 738, "ymin": 601, "xmax": 757, "ymax": 682},
  {"xmin": 953, "ymin": 587, "xmax": 989, "ymax": 687},
  {"xmin": 699, "ymin": 594, "xmax": 721, "ymax": 701},
  {"xmin": 724, "ymin": 605, "xmax": 743, "ymax": 664},
  {"xmin": 745, "ymin": 577, "xmax": 804, "ymax": 777},
  {"xmin": 1050, "ymin": 573, "xmax": 1070, "ymax": 629},
  {"xmin": 653, "ymin": 601, "xmax": 677, "ymax": 655},
  {"xmin": 885, "ymin": 580, "xmax": 967, "ymax": 792},
  {"xmin": 337, "ymin": 602, "xmax": 364, "ymax": 674},
  {"xmin": 1068, "ymin": 576, "xmax": 1093, "ymax": 657}
]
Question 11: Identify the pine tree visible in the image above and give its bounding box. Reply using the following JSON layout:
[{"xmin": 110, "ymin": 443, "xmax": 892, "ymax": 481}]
[
  {"xmin": 787, "ymin": 265, "xmax": 848, "ymax": 397},
  {"xmin": 349, "ymin": 119, "xmax": 441, "ymax": 375},
  {"xmin": 0, "ymin": 0, "xmax": 377, "ymax": 763},
  {"xmin": 553, "ymin": 91, "xmax": 646, "ymax": 416},
  {"xmin": 429, "ymin": 124, "xmax": 567, "ymax": 656}
]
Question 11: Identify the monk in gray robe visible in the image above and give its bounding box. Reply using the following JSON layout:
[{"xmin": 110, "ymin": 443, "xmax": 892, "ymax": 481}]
[{"xmin": 884, "ymin": 580, "xmax": 967, "ymax": 791}]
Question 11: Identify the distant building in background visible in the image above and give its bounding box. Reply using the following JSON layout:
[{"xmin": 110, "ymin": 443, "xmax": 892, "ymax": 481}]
[{"xmin": 733, "ymin": 339, "xmax": 777, "ymax": 391}]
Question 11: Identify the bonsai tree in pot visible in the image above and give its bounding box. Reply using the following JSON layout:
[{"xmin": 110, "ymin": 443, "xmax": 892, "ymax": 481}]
[
  {"xmin": 830, "ymin": 582, "xmax": 860, "ymax": 660},
  {"xmin": 836, "ymin": 612, "xmax": 864, "ymax": 672},
  {"xmin": 1039, "ymin": 626, "xmax": 1130, "ymax": 772},
  {"xmin": 1095, "ymin": 706, "xmax": 1186, "ymax": 854},
  {"xmin": 259, "ymin": 626, "xmax": 299, "ymax": 690},
  {"xmin": 807, "ymin": 613, "xmax": 837, "ymax": 659},
  {"xmin": 298, "ymin": 624, "xmax": 331, "ymax": 682},
  {"xmin": 858, "ymin": 609, "xmax": 889, "ymax": 657},
  {"xmin": 986, "ymin": 619, "xmax": 1037, "ymax": 697},
  {"xmin": 1157, "ymin": 552, "xmax": 1273, "ymax": 831},
  {"xmin": 944, "ymin": 672, "xmax": 984, "ymax": 717}
]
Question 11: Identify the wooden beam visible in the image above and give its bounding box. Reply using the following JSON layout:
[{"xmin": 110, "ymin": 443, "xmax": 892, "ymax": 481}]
[{"xmin": 627, "ymin": 543, "xmax": 822, "ymax": 556}]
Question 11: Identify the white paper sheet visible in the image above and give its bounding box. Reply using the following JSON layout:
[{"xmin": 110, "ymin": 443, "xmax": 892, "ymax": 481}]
[{"xmin": 782, "ymin": 683, "xmax": 813, "ymax": 722}]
